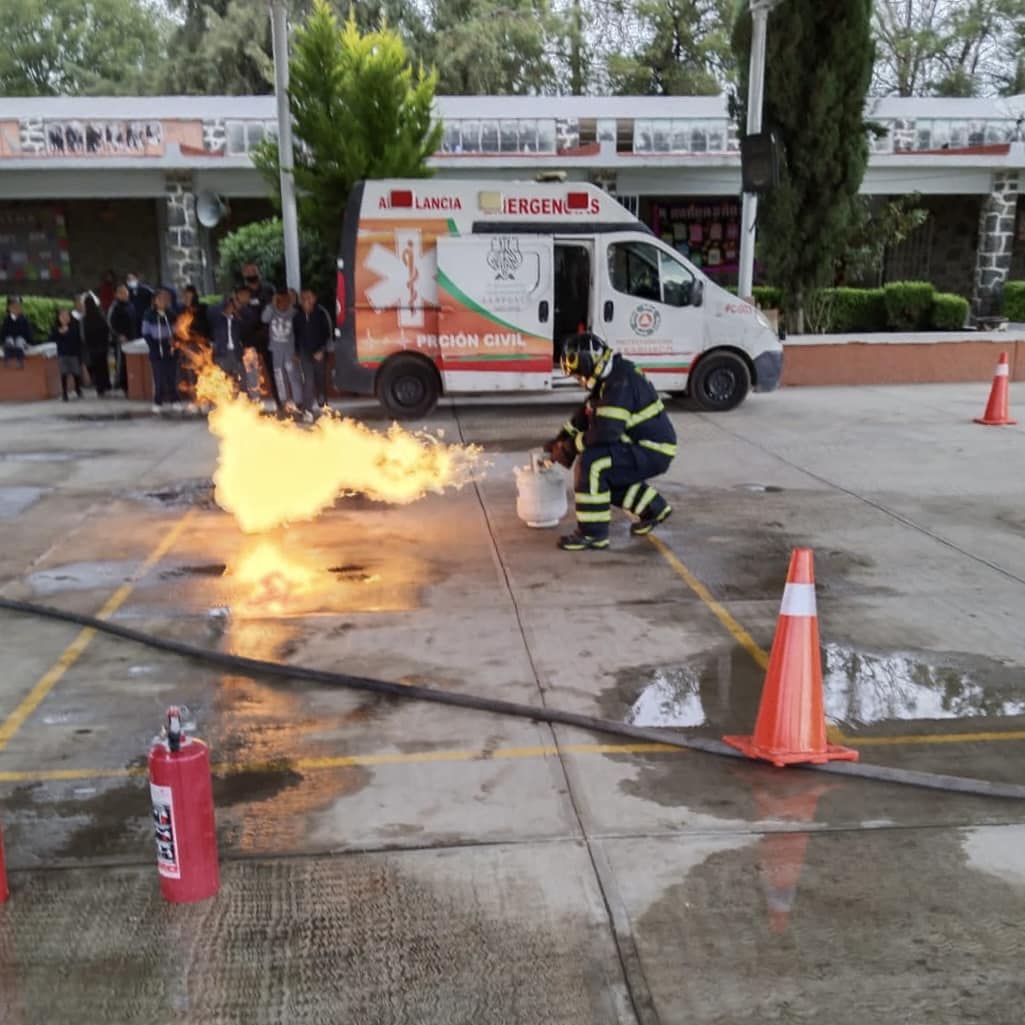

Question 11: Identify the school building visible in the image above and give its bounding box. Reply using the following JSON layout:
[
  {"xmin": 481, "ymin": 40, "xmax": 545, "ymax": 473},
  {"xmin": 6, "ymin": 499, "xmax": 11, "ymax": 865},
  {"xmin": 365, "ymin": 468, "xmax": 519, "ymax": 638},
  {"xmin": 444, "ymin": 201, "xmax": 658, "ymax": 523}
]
[{"xmin": 1, "ymin": 94, "xmax": 1023, "ymax": 315}]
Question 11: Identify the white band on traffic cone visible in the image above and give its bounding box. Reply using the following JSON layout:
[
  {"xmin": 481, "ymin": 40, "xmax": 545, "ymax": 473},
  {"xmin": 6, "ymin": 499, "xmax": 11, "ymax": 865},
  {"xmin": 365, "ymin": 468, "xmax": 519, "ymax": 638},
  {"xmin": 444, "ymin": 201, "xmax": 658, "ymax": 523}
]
[
  {"xmin": 995, "ymin": 364, "xmax": 1009, "ymax": 377},
  {"xmin": 779, "ymin": 582, "xmax": 817, "ymax": 617}
]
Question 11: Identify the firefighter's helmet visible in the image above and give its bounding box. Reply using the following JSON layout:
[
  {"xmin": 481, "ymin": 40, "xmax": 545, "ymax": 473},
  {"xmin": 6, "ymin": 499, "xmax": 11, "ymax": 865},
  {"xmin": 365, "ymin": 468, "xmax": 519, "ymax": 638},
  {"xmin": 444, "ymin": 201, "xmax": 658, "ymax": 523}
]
[{"xmin": 560, "ymin": 332, "xmax": 612, "ymax": 383}]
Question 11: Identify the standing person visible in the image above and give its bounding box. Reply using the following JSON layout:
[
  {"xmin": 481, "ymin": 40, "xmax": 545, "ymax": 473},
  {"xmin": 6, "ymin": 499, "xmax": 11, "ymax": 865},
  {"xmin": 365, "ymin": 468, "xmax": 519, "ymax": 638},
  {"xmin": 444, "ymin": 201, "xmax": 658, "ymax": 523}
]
[
  {"xmin": 142, "ymin": 289, "xmax": 178, "ymax": 413},
  {"xmin": 176, "ymin": 285, "xmax": 210, "ymax": 409},
  {"xmin": 210, "ymin": 294, "xmax": 244, "ymax": 387},
  {"xmin": 235, "ymin": 284, "xmax": 263, "ymax": 402},
  {"xmin": 108, "ymin": 284, "xmax": 138, "ymax": 393},
  {"xmin": 293, "ymin": 288, "xmax": 332, "ymax": 416},
  {"xmin": 50, "ymin": 307, "xmax": 83, "ymax": 401},
  {"xmin": 543, "ymin": 332, "xmax": 676, "ymax": 551},
  {"xmin": 125, "ymin": 272, "xmax": 154, "ymax": 326},
  {"xmin": 241, "ymin": 262, "xmax": 277, "ymax": 405},
  {"xmin": 1, "ymin": 296, "xmax": 33, "ymax": 368},
  {"xmin": 261, "ymin": 286, "xmax": 302, "ymax": 412},
  {"xmin": 98, "ymin": 270, "xmax": 116, "ymax": 313},
  {"xmin": 81, "ymin": 295, "xmax": 112, "ymax": 396}
]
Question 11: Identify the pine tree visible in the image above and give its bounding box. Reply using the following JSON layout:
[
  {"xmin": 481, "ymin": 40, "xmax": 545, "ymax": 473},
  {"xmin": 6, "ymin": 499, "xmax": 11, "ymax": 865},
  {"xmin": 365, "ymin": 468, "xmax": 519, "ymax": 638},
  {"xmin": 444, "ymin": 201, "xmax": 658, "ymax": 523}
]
[
  {"xmin": 733, "ymin": 0, "xmax": 875, "ymax": 326},
  {"xmin": 252, "ymin": 1, "xmax": 442, "ymax": 261}
]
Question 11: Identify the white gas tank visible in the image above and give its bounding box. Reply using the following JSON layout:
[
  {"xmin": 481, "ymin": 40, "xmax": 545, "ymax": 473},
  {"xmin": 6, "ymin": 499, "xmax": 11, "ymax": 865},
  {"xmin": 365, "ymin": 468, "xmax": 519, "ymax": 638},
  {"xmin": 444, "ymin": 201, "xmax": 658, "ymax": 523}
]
[{"xmin": 514, "ymin": 450, "xmax": 568, "ymax": 528}]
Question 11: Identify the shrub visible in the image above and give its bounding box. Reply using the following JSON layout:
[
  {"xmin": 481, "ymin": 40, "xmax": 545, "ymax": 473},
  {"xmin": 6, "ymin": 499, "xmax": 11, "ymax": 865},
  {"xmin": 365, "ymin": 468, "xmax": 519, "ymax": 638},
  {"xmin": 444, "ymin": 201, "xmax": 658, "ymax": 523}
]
[
  {"xmin": 823, "ymin": 287, "xmax": 887, "ymax": 332},
  {"xmin": 931, "ymin": 292, "xmax": 969, "ymax": 331},
  {"xmin": 752, "ymin": 285, "xmax": 783, "ymax": 310},
  {"xmin": 883, "ymin": 281, "xmax": 935, "ymax": 330},
  {"xmin": 11, "ymin": 296, "xmax": 74, "ymax": 342},
  {"xmin": 1002, "ymin": 280, "xmax": 1025, "ymax": 322},
  {"xmin": 217, "ymin": 217, "xmax": 334, "ymax": 300}
]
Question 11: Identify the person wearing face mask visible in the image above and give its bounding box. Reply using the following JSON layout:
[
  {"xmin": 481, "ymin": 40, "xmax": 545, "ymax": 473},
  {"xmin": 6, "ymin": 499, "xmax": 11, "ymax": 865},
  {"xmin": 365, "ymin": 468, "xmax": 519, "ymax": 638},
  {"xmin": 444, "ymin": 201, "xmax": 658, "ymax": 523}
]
[
  {"xmin": 125, "ymin": 272, "xmax": 154, "ymax": 325},
  {"xmin": 543, "ymin": 332, "xmax": 676, "ymax": 551}
]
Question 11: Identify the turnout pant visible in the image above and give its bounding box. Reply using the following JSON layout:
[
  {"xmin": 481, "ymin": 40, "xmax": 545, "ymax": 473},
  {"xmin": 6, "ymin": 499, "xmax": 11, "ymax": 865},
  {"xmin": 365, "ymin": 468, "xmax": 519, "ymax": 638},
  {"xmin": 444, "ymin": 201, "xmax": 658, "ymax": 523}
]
[{"xmin": 574, "ymin": 444, "xmax": 671, "ymax": 539}]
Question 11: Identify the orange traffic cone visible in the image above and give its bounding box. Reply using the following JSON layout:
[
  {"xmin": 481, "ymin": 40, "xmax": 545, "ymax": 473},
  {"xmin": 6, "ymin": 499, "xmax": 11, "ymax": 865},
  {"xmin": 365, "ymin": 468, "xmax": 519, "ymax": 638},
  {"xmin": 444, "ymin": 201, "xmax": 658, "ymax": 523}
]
[
  {"xmin": 724, "ymin": 548, "xmax": 858, "ymax": 767},
  {"xmin": 974, "ymin": 352, "xmax": 1017, "ymax": 426}
]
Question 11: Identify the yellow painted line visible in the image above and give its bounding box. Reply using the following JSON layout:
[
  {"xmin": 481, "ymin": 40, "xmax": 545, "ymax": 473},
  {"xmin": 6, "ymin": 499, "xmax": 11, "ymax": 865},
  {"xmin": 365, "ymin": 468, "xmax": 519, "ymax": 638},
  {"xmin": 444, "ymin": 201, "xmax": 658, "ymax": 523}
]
[
  {"xmin": 646, "ymin": 534, "xmax": 770, "ymax": 671},
  {"xmin": 0, "ymin": 509, "xmax": 196, "ymax": 753},
  {"xmin": 0, "ymin": 742, "xmax": 680, "ymax": 785},
  {"xmin": 646, "ymin": 534, "xmax": 1025, "ymax": 750},
  {"xmin": 845, "ymin": 729, "xmax": 1025, "ymax": 746}
]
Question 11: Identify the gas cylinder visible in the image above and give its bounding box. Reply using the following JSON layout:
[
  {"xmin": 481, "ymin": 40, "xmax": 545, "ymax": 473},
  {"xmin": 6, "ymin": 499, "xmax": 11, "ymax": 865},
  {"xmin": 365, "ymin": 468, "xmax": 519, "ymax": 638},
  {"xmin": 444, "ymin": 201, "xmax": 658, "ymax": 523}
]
[
  {"xmin": 514, "ymin": 449, "xmax": 568, "ymax": 528},
  {"xmin": 147, "ymin": 707, "xmax": 219, "ymax": 903}
]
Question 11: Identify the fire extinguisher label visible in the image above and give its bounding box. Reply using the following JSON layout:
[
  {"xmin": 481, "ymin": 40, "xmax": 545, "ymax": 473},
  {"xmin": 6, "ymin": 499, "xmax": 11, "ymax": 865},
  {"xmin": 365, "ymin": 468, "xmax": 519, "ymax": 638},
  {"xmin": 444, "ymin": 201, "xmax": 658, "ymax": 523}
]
[{"xmin": 150, "ymin": 782, "xmax": 181, "ymax": 879}]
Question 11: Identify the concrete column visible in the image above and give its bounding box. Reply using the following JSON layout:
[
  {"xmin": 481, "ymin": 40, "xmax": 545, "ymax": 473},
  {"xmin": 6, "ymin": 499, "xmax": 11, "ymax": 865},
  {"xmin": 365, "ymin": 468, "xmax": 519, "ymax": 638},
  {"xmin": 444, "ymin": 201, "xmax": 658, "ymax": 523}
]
[
  {"xmin": 972, "ymin": 171, "xmax": 1020, "ymax": 318},
  {"xmin": 162, "ymin": 171, "xmax": 205, "ymax": 292}
]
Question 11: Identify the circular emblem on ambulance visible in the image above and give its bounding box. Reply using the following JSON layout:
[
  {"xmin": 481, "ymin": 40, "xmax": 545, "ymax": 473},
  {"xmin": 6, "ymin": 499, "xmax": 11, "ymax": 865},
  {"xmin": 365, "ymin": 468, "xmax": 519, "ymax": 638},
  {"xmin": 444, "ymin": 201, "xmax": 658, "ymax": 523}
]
[{"xmin": 630, "ymin": 304, "xmax": 661, "ymax": 336}]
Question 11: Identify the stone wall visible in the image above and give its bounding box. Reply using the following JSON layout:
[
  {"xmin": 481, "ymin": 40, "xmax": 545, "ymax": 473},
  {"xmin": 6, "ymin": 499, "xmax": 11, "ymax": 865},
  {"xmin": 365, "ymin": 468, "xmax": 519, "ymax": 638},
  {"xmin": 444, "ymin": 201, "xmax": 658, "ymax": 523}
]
[
  {"xmin": 973, "ymin": 171, "xmax": 1019, "ymax": 316},
  {"xmin": 163, "ymin": 172, "xmax": 205, "ymax": 290}
]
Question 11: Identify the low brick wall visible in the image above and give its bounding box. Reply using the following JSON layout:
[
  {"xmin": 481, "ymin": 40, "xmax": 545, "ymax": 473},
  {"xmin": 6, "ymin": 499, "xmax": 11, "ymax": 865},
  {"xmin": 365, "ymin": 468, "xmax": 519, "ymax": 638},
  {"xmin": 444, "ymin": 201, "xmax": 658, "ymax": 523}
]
[
  {"xmin": 782, "ymin": 333, "xmax": 1025, "ymax": 387},
  {"xmin": 0, "ymin": 352, "xmax": 61, "ymax": 401}
]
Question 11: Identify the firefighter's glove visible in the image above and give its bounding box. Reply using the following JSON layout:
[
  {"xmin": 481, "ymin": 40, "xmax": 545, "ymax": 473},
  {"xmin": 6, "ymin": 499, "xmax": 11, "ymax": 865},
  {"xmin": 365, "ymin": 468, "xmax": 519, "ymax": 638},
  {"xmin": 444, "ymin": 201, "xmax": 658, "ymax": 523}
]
[{"xmin": 544, "ymin": 436, "xmax": 575, "ymax": 469}]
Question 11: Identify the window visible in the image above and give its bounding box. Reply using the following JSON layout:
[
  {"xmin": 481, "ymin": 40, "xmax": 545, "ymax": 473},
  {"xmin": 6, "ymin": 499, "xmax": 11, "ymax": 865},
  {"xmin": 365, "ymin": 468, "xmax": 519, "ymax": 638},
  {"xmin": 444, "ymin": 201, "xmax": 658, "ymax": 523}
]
[
  {"xmin": 246, "ymin": 123, "xmax": 265, "ymax": 148},
  {"xmin": 518, "ymin": 119, "xmax": 537, "ymax": 152},
  {"xmin": 226, "ymin": 122, "xmax": 246, "ymax": 155},
  {"xmin": 480, "ymin": 120, "xmax": 500, "ymax": 153},
  {"xmin": 536, "ymin": 120, "xmax": 556, "ymax": 153},
  {"xmin": 659, "ymin": 251, "xmax": 695, "ymax": 307},
  {"xmin": 500, "ymin": 120, "xmax": 519, "ymax": 153},
  {"xmin": 460, "ymin": 120, "xmax": 480, "ymax": 152},
  {"xmin": 608, "ymin": 242, "xmax": 694, "ymax": 307}
]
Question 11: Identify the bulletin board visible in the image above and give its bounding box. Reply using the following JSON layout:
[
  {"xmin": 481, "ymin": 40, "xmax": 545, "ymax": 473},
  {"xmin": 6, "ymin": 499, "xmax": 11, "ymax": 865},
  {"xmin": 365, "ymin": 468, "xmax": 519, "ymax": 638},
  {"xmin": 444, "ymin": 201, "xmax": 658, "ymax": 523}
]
[
  {"xmin": 0, "ymin": 206, "xmax": 73, "ymax": 283},
  {"xmin": 651, "ymin": 199, "xmax": 742, "ymax": 281}
]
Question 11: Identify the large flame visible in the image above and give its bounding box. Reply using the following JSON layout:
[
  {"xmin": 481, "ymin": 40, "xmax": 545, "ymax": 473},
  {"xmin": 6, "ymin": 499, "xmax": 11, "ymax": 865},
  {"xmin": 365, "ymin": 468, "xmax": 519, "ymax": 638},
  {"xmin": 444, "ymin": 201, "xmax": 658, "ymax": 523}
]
[
  {"xmin": 180, "ymin": 315, "xmax": 481, "ymax": 534},
  {"xmin": 226, "ymin": 539, "xmax": 324, "ymax": 614}
]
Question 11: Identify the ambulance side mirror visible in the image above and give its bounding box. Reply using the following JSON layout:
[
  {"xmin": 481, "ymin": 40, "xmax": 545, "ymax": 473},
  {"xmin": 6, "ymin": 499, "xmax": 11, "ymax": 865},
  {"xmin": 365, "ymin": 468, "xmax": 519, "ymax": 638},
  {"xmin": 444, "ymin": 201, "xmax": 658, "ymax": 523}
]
[{"xmin": 691, "ymin": 281, "xmax": 704, "ymax": 308}]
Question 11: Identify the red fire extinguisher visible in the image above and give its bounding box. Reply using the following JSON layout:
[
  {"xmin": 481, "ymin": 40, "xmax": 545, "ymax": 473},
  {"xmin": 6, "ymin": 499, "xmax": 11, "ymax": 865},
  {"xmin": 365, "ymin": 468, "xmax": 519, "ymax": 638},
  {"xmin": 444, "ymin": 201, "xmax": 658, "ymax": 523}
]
[{"xmin": 148, "ymin": 706, "xmax": 219, "ymax": 903}]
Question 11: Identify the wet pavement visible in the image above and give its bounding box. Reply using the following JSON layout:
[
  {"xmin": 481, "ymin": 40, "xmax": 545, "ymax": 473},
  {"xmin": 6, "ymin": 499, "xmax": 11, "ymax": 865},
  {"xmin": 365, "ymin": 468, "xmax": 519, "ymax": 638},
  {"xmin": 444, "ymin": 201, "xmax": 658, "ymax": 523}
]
[{"xmin": 0, "ymin": 385, "xmax": 1024, "ymax": 1023}]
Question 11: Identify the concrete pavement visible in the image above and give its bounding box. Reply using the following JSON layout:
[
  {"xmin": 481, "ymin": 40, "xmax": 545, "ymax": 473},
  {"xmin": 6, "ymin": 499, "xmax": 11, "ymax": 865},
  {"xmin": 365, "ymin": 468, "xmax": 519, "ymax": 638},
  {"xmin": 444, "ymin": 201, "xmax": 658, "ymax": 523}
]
[{"xmin": 0, "ymin": 383, "xmax": 1024, "ymax": 1023}]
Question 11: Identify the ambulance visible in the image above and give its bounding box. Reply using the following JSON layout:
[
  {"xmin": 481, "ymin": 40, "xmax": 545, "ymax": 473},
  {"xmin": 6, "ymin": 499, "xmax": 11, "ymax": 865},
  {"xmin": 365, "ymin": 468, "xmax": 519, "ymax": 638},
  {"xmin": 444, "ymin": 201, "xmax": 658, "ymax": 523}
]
[{"xmin": 333, "ymin": 179, "xmax": 784, "ymax": 418}]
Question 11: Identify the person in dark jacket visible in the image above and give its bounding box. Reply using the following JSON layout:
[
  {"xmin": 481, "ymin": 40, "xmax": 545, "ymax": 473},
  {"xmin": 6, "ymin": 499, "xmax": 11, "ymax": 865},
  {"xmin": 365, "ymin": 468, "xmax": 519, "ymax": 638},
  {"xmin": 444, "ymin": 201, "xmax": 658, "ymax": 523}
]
[
  {"xmin": 176, "ymin": 285, "xmax": 210, "ymax": 408},
  {"xmin": 108, "ymin": 284, "xmax": 138, "ymax": 393},
  {"xmin": 50, "ymin": 307, "xmax": 83, "ymax": 400},
  {"xmin": 81, "ymin": 294, "xmax": 112, "ymax": 396},
  {"xmin": 544, "ymin": 332, "xmax": 677, "ymax": 551},
  {"xmin": 210, "ymin": 294, "xmax": 244, "ymax": 383},
  {"xmin": 2, "ymin": 296, "xmax": 33, "ymax": 368},
  {"xmin": 241, "ymin": 263, "xmax": 277, "ymax": 404},
  {"xmin": 142, "ymin": 289, "xmax": 178, "ymax": 412},
  {"xmin": 125, "ymin": 272, "xmax": 154, "ymax": 325},
  {"xmin": 294, "ymin": 288, "xmax": 332, "ymax": 414}
]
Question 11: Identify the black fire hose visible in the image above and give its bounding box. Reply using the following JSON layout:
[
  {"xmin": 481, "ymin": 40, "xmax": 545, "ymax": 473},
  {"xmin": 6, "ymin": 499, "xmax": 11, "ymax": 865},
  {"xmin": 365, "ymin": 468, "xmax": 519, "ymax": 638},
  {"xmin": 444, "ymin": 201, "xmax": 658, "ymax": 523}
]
[{"xmin": 2, "ymin": 595, "xmax": 1025, "ymax": 800}]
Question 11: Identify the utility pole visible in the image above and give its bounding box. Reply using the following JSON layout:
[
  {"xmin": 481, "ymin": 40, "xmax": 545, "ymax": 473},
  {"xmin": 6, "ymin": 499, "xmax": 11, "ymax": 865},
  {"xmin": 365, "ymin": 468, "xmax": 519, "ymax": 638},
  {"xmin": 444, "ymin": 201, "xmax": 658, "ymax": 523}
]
[
  {"xmin": 270, "ymin": 1, "xmax": 301, "ymax": 292},
  {"xmin": 737, "ymin": 0, "xmax": 777, "ymax": 301}
]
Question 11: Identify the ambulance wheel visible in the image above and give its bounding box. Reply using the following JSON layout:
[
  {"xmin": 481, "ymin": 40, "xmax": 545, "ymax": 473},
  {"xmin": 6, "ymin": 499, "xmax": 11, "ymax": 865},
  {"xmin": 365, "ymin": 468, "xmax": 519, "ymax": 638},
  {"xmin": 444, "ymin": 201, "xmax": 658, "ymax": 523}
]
[
  {"xmin": 377, "ymin": 355, "xmax": 441, "ymax": 419},
  {"xmin": 688, "ymin": 351, "xmax": 750, "ymax": 412}
]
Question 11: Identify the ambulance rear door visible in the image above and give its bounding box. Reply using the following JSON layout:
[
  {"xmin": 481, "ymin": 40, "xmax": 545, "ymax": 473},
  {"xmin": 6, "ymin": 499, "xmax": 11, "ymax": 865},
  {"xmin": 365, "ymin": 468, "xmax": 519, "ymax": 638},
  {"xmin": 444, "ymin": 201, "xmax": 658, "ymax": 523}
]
[{"xmin": 435, "ymin": 234, "xmax": 554, "ymax": 393}]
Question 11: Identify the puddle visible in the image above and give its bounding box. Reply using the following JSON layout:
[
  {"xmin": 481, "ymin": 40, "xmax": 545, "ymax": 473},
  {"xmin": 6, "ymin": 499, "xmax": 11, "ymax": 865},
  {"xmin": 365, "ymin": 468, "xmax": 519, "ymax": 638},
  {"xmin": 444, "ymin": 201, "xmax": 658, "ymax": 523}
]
[
  {"xmin": 129, "ymin": 478, "xmax": 216, "ymax": 509},
  {"xmin": 0, "ymin": 451, "xmax": 80, "ymax": 462},
  {"xmin": 824, "ymin": 644, "xmax": 1025, "ymax": 726},
  {"xmin": 626, "ymin": 665, "xmax": 708, "ymax": 727},
  {"xmin": 736, "ymin": 483, "xmax": 785, "ymax": 493},
  {"xmin": 964, "ymin": 825, "xmax": 1025, "ymax": 889},
  {"xmin": 213, "ymin": 765, "xmax": 304, "ymax": 806},
  {"xmin": 69, "ymin": 411, "xmax": 149, "ymax": 422},
  {"xmin": 161, "ymin": 563, "xmax": 227, "ymax": 579},
  {"xmin": 0, "ymin": 485, "xmax": 46, "ymax": 519},
  {"xmin": 28, "ymin": 559, "xmax": 140, "ymax": 595}
]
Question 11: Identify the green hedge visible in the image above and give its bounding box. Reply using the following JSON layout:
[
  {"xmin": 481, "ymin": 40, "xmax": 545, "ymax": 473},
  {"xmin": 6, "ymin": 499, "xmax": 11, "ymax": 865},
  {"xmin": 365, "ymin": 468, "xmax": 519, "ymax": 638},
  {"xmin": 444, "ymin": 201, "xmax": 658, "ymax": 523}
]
[
  {"xmin": 1002, "ymin": 280, "xmax": 1025, "ymax": 322},
  {"xmin": 12, "ymin": 297, "xmax": 74, "ymax": 342},
  {"xmin": 752, "ymin": 285, "xmax": 782, "ymax": 309},
  {"xmin": 883, "ymin": 281, "xmax": 935, "ymax": 331},
  {"xmin": 932, "ymin": 292, "xmax": 969, "ymax": 331},
  {"xmin": 815, "ymin": 287, "xmax": 887, "ymax": 333}
]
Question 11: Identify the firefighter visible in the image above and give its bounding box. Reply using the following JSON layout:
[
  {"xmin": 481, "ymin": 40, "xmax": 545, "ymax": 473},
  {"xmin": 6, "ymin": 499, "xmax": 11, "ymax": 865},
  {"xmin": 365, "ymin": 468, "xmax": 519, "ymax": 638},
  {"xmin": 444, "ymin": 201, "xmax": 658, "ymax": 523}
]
[{"xmin": 544, "ymin": 332, "xmax": 676, "ymax": 551}]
